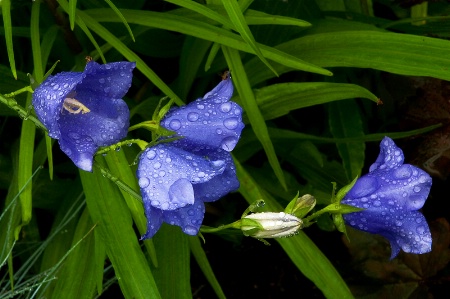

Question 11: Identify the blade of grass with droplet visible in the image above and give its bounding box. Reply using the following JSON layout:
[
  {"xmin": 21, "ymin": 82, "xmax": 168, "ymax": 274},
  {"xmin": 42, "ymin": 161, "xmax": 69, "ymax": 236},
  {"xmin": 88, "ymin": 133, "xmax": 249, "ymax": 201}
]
[
  {"xmin": 84, "ymin": 9, "xmax": 331, "ymax": 76},
  {"xmin": 189, "ymin": 236, "xmax": 226, "ymax": 299},
  {"xmin": 104, "ymin": 0, "xmax": 135, "ymax": 42},
  {"xmin": 152, "ymin": 225, "xmax": 190, "ymax": 299},
  {"xmin": 80, "ymin": 164, "xmax": 161, "ymax": 299},
  {"xmin": 1, "ymin": 0, "xmax": 17, "ymax": 79},
  {"xmin": 234, "ymin": 157, "xmax": 354, "ymax": 299},
  {"xmin": 221, "ymin": 0, "xmax": 277, "ymax": 75},
  {"xmin": 223, "ymin": 46, "xmax": 286, "ymax": 189}
]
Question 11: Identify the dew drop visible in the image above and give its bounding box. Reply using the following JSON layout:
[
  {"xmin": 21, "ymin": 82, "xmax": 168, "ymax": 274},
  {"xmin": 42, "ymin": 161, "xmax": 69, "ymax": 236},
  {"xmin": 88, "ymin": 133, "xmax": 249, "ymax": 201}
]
[
  {"xmin": 146, "ymin": 150, "xmax": 156, "ymax": 160},
  {"xmin": 416, "ymin": 225, "xmax": 425, "ymax": 234},
  {"xmin": 216, "ymin": 128, "xmax": 222, "ymax": 135},
  {"xmin": 413, "ymin": 186, "xmax": 421, "ymax": 193},
  {"xmin": 159, "ymin": 171, "xmax": 166, "ymax": 177},
  {"xmin": 138, "ymin": 177, "xmax": 150, "ymax": 188},
  {"xmin": 184, "ymin": 225, "xmax": 198, "ymax": 235},
  {"xmin": 99, "ymin": 78, "xmax": 105, "ymax": 84},
  {"xmin": 223, "ymin": 117, "xmax": 239, "ymax": 130},
  {"xmin": 198, "ymin": 172, "xmax": 205, "ymax": 178},
  {"xmin": 220, "ymin": 102, "xmax": 232, "ymax": 113},
  {"xmin": 395, "ymin": 220, "xmax": 403, "ymax": 227},
  {"xmin": 187, "ymin": 209, "xmax": 195, "ymax": 216},
  {"xmin": 153, "ymin": 162, "xmax": 161, "ymax": 169},
  {"xmin": 169, "ymin": 119, "xmax": 181, "ymax": 130},
  {"xmin": 187, "ymin": 112, "xmax": 199, "ymax": 122},
  {"xmin": 221, "ymin": 136, "xmax": 238, "ymax": 151},
  {"xmin": 197, "ymin": 104, "xmax": 205, "ymax": 110}
]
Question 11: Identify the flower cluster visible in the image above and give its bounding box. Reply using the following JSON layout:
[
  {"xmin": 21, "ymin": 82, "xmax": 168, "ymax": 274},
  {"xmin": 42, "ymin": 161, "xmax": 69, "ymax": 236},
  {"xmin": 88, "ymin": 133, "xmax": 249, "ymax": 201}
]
[
  {"xmin": 137, "ymin": 75, "xmax": 245, "ymax": 239},
  {"xmin": 32, "ymin": 61, "xmax": 135, "ymax": 172},
  {"xmin": 342, "ymin": 137, "xmax": 432, "ymax": 259}
]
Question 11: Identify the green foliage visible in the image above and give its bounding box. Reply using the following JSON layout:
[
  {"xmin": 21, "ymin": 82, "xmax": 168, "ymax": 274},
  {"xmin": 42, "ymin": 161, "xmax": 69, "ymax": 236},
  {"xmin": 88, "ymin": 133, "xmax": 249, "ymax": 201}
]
[{"xmin": 1, "ymin": 0, "xmax": 447, "ymax": 298}]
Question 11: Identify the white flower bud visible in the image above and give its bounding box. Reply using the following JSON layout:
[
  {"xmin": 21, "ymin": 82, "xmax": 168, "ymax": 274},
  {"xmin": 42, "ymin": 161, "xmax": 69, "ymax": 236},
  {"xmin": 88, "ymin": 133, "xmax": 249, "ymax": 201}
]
[{"xmin": 241, "ymin": 212, "xmax": 303, "ymax": 238}]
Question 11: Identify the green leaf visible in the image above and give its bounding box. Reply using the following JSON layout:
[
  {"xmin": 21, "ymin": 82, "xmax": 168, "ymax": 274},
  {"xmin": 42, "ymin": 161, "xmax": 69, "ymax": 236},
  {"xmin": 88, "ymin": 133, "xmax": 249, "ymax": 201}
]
[
  {"xmin": 80, "ymin": 163, "xmax": 161, "ymax": 299},
  {"xmin": 84, "ymin": 8, "xmax": 332, "ymax": 76},
  {"xmin": 233, "ymin": 82, "xmax": 379, "ymax": 121},
  {"xmin": 234, "ymin": 157, "xmax": 353, "ymax": 299},
  {"xmin": 103, "ymin": 150, "xmax": 158, "ymax": 267},
  {"xmin": 247, "ymin": 30, "xmax": 450, "ymax": 84},
  {"xmin": 166, "ymin": 0, "xmax": 234, "ymax": 28},
  {"xmin": 51, "ymin": 208, "xmax": 98, "ymax": 299},
  {"xmin": 1, "ymin": 0, "xmax": 17, "ymax": 79},
  {"xmin": 69, "ymin": 0, "xmax": 77, "ymax": 30},
  {"xmin": 152, "ymin": 225, "xmax": 191, "ymax": 299},
  {"xmin": 243, "ymin": 9, "xmax": 311, "ymax": 27},
  {"xmin": 104, "ymin": 0, "xmax": 135, "ymax": 42},
  {"xmin": 328, "ymin": 100, "xmax": 365, "ymax": 181},
  {"xmin": 221, "ymin": 0, "xmax": 277, "ymax": 75},
  {"xmin": 223, "ymin": 46, "xmax": 286, "ymax": 189}
]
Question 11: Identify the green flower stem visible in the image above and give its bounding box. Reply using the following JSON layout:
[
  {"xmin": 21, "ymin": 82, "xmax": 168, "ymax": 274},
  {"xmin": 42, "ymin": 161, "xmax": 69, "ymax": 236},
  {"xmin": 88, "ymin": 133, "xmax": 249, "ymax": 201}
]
[
  {"xmin": 200, "ymin": 220, "xmax": 242, "ymax": 233},
  {"xmin": 95, "ymin": 139, "xmax": 148, "ymax": 156},
  {"xmin": 128, "ymin": 120, "xmax": 160, "ymax": 132},
  {"xmin": 0, "ymin": 92, "xmax": 47, "ymax": 132},
  {"xmin": 93, "ymin": 162, "xmax": 142, "ymax": 203}
]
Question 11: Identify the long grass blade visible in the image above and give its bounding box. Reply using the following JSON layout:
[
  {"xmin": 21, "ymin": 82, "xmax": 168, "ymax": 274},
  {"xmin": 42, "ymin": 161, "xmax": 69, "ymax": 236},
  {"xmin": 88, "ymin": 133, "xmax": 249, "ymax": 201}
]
[{"xmin": 1, "ymin": 0, "xmax": 17, "ymax": 79}]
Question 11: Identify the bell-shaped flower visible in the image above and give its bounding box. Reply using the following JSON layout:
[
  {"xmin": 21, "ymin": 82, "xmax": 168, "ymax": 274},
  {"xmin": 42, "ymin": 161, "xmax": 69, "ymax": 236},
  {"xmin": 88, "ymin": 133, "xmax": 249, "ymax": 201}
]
[
  {"xmin": 32, "ymin": 61, "xmax": 135, "ymax": 171},
  {"xmin": 138, "ymin": 144, "xmax": 239, "ymax": 238},
  {"xmin": 342, "ymin": 137, "xmax": 432, "ymax": 259},
  {"xmin": 138, "ymin": 76, "xmax": 244, "ymax": 239},
  {"xmin": 161, "ymin": 77, "xmax": 244, "ymax": 152}
]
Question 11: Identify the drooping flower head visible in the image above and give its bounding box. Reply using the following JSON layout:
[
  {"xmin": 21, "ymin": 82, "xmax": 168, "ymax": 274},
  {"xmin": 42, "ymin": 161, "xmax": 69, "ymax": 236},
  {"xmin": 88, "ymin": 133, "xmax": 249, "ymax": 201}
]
[
  {"xmin": 342, "ymin": 137, "xmax": 432, "ymax": 259},
  {"xmin": 138, "ymin": 75, "xmax": 244, "ymax": 239},
  {"xmin": 32, "ymin": 61, "xmax": 135, "ymax": 171}
]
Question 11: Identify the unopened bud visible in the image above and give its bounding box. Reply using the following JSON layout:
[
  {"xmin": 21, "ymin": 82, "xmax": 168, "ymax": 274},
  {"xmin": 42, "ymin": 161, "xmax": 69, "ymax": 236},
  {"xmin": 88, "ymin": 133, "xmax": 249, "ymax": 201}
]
[{"xmin": 241, "ymin": 212, "xmax": 303, "ymax": 238}]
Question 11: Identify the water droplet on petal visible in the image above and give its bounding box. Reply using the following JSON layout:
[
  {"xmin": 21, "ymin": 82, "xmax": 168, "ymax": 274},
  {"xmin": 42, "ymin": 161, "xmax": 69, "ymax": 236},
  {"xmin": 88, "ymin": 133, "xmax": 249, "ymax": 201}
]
[
  {"xmin": 198, "ymin": 172, "xmax": 205, "ymax": 178},
  {"xmin": 138, "ymin": 177, "xmax": 150, "ymax": 188},
  {"xmin": 416, "ymin": 226, "xmax": 425, "ymax": 234},
  {"xmin": 183, "ymin": 225, "xmax": 198, "ymax": 235},
  {"xmin": 146, "ymin": 150, "xmax": 156, "ymax": 160},
  {"xmin": 99, "ymin": 78, "xmax": 105, "ymax": 84},
  {"xmin": 169, "ymin": 119, "xmax": 181, "ymax": 130},
  {"xmin": 223, "ymin": 117, "xmax": 239, "ymax": 130},
  {"xmin": 221, "ymin": 136, "xmax": 238, "ymax": 151},
  {"xmin": 187, "ymin": 209, "xmax": 195, "ymax": 216},
  {"xmin": 220, "ymin": 102, "xmax": 232, "ymax": 113},
  {"xmin": 395, "ymin": 220, "xmax": 403, "ymax": 226},
  {"xmin": 197, "ymin": 104, "xmax": 205, "ymax": 110},
  {"xmin": 187, "ymin": 112, "xmax": 199, "ymax": 122},
  {"xmin": 153, "ymin": 162, "xmax": 161, "ymax": 169},
  {"xmin": 413, "ymin": 186, "xmax": 421, "ymax": 193},
  {"xmin": 216, "ymin": 128, "xmax": 222, "ymax": 135}
]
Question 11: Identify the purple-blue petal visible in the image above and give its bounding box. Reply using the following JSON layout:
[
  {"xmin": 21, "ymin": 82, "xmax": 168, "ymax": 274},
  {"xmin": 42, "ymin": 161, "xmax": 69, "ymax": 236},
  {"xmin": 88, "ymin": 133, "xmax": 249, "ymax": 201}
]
[
  {"xmin": 161, "ymin": 78, "xmax": 244, "ymax": 152},
  {"xmin": 140, "ymin": 203, "xmax": 164, "ymax": 240},
  {"xmin": 369, "ymin": 136, "xmax": 404, "ymax": 172},
  {"xmin": 32, "ymin": 61, "xmax": 134, "ymax": 171},
  {"xmin": 138, "ymin": 144, "xmax": 227, "ymax": 211},
  {"xmin": 32, "ymin": 71, "xmax": 85, "ymax": 139},
  {"xmin": 79, "ymin": 61, "xmax": 136, "ymax": 99},
  {"xmin": 343, "ymin": 137, "xmax": 432, "ymax": 258},
  {"xmin": 162, "ymin": 199, "xmax": 205, "ymax": 236},
  {"xmin": 193, "ymin": 149, "xmax": 240, "ymax": 202},
  {"xmin": 343, "ymin": 210, "xmax": 432, "ymax": 259}
]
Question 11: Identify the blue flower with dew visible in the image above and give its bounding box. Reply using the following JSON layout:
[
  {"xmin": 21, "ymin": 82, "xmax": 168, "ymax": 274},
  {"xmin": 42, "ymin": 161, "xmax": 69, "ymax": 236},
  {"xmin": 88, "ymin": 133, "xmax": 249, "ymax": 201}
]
[
  {"xmin": 342, "ymin": 137, "xmax": 432, "ymax": 259},
  {"xmin": 138, "ymin": 76, "xmax": 244, "ymax": 239},
  {"xmin": 32, "ymin": 61, "xmax": 135, "ymax": 172}
]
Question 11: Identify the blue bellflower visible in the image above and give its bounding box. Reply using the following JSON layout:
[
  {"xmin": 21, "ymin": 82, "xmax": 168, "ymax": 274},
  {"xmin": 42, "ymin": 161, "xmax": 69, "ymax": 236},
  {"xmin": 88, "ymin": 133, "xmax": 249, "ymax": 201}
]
[
  {"xmin": 342, "ymin": 137, "xmax": 432, "ymax": 259},
  {"xmin": 138, "ymin": 76, "xmax": 244, "ymax": 239},
  {"xmin": 32, "ymin": 61, "xmax": 135, "ymax": 172}
]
